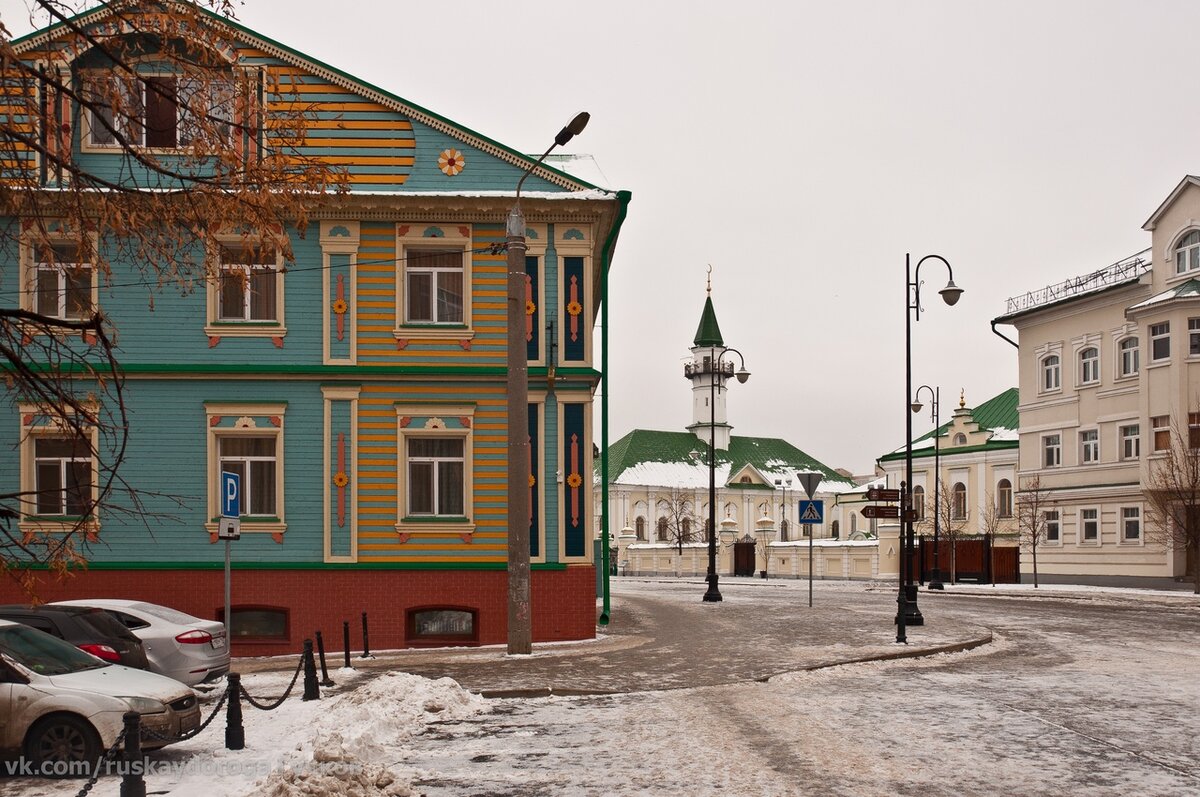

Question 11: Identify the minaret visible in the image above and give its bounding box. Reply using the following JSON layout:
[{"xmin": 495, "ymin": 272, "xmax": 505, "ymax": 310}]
[{"xmin": 684, "ymin": 271, "xmax": 734, "ymax": 450}]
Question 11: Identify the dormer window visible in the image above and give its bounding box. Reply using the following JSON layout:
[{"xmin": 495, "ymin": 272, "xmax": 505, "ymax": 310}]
[
  {"xmin": 83, "ymin": 74, "xmax": 234, "ymax": 150},
  {"xmin": 1176, "ymin": 230, "xmax": 1200, "ymax": 275},
  {"xmin": 953, "ymin": 433, "xmax": 967, "ymax": 446}
]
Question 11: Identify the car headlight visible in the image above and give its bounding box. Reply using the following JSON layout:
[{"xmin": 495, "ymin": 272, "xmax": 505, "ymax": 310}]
[{"xmin": 120, "ymin": 696, "xmax": 167, "ymax": 714}]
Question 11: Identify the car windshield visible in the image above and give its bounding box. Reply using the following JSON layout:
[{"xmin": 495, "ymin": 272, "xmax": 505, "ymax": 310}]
[
  {"xmin": 0, "ymin": 625, "xmax": 109, "ymax": 675},
  {"xmin": 128, "ymin": 602, "xmax": 203, "ymax": 626}
]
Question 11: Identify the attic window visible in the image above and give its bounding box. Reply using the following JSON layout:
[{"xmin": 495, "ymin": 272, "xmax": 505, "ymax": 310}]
[
  {"xmin": 740, "ymin": 476, "xmax": 752, "ymax": 484},
  {"xmin": 953, "ymin": 433, "xmax": 967, "ymax": 445},
  {"xmin": 84, "ymin": 74, "xmax": 235, "ymax": 149}
]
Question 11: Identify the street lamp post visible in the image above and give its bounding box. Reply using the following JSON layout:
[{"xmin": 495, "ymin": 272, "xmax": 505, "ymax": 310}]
[
  {"xmin": 704, "ymin": 346, "xmax": 750, "ymax": 602},
  {"xmin": 505, "ymin": 112, "xmax": 590, "ymax": 655},
  {"xmin": 774, "ymin": 478, "xmax": 790, "ymax": 542},
  {"xmin": 911, "ymin": 384, "xmax": 944, "ymax": 590},
  {"xmin": 899, "ymin": 254, "xmax": 962, "ymax": 628}
]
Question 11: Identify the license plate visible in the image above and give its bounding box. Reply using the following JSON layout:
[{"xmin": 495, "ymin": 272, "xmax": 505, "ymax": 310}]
[{"xmin": 211, "ymin": 636, "xmax": 226, "ymax": 649}]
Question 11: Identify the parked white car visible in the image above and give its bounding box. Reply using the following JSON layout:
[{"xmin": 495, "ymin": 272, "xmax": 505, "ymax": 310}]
[
  {"xmin": 0, "ymin": 619, "xmax": 201, "ymax": 777},
  {"xmin": 52, "ymin": 600, "xmax": 229, "ymax": 687}
]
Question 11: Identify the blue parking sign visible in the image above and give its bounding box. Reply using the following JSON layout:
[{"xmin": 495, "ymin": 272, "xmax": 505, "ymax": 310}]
[{"xmin": 221, "ymin": 471, "xmax": 241, "ymax": 518}]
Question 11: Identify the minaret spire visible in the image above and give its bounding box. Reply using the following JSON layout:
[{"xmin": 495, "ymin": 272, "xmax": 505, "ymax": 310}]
[{"xmin": 686, "ymin": 268, "xmax": 733, "ymax": 449}]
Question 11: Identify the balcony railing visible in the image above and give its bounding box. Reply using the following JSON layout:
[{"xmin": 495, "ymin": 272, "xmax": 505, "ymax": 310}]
[
  {"xmin": 683, "ymin": 360, "xmax": 735, "ymax": 379},
  {"xmin": 1003, "ymin": 249, "xmax": 1151, "ymax": 316}
]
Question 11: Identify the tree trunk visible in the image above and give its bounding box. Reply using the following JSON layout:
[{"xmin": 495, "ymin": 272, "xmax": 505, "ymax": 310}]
[{"xmin": 1032, "ymin": 541, "xmax": 1039, "ymax": 588}]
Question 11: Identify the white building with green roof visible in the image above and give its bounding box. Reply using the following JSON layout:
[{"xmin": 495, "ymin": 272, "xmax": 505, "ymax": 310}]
[{"xmin": 596, "ymin": 282, "xmax": 866, "ymax": 579}]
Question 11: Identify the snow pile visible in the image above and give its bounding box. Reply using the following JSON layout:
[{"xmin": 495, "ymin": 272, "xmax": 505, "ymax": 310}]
[{"xmin": 253, "ymin": 734, "xmax": 413, "ymax": 797}]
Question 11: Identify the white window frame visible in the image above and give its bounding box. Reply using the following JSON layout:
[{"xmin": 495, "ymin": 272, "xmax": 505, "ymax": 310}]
[
  {"xmin": 19, "ymin": 230, "xmax": 100, "ymax": 323},
  {"xmin": 912, "ymin": 485, "xmax": 925, "ymax": 521},
  {"xmin": 204, "ymin": 235, "xmax": 287, "ymax": 339},
  {"xmin": 18, "ymin": 404, "xmax": 100, "ymax": 536},
  {"xmin": 394, "ymin": 225, "xmax": 474, "ymax": 343},
  {"xmin": 1078, "ymin": 507, "xmax": 1100, "ymax": 546},
  {"xmin": 1040, "ymin": 354, "xmax": 1061, "ymax": 393},
  {"xmin": 395, "ymin": 404, "xmax": 475, "ymax": 537},
  {"xmin": 1043, "ymin": 434, "xmax": 1062, "ymax": 468},
  {"xmin": 1189, "ymin": 318, "xmax": 1200, "ymax": 358},
  {"xmin": 996, "ymin": 479, "xmax": 1013, "ymax": 518},
  {"xmin": 82, "ymin": 72, "xmax": 235, "ymax": 152},
  {"xmin": 1120, "ymin": 506, "xmax": 1142, "ymax": 544},
  {"xmin": 1152, "ymin": 415, "xmax": 1171, "ymax": 452},
  {"xmin": 1175, "ymin": 229, "xmax": 1200, "ymax": 275},
  {"xmin": 1078, "ymin": 346, "xmax": 1100, "ymax": 386},
  {"xmin": 1079, "ymin": 429, "xmax": 1099, "ymax": 465},
  {"xmin": 204, "ymin": 403, "xmax": 286, "ymax": 537},
  {"xmin": 1120, "ymin": 424, "xmax": 1140, "ymax": 460},
  {"xmin": 1044, "ymin": 510, "xmax": 1061, "ymax": 546},
  {"xmin": 1117, "ymin": 337, "xmax": 1139, "ymax": 379},
  {"xmin": 951, "ymin": 482, "xmax": 967, "ymax": 520},
  {"xmin": 1150, "ymin": 322, "xmax": 1170, "ymax": 362}
]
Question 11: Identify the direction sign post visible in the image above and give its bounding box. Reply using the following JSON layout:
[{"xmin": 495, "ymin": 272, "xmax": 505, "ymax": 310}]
[
  {"xmin": 220, "ymin": 471, "xmax": 241, "ymax": 638},
  {"xmin": 797, "ymin": 495, "xmax": 824, "ymax": 608},
  {"xmin": 862, "ymin": 505, "xmax": 900, "ymax": 520}
]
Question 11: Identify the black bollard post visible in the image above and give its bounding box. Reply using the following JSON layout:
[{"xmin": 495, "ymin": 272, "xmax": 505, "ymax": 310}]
[
  {"xmin": 315, "ymin": 630, "xmax": 335, "ymax": 687},
  {"xmin": 360, "ymin": 611, "xmax": 371, "ymax": 658},
  {"xmin": 119, "ymin": 711, "xmax": 145, "ymax": 797},
  {"xmin": 342, "ymin": 621, "xmax": 352, "ymax": 669},
  {"xmin": 225, "ymin": 672, "xmax": 245, "ymax": 750},
  {"xmin": 302, "ymin": 639, "xmax": 320, "ymax": 701}
]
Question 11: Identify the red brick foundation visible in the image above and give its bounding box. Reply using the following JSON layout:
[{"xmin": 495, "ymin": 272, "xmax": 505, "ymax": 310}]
[{"xmin": 0, "ymin": 566, "xmax": 597, "ymax": 657}]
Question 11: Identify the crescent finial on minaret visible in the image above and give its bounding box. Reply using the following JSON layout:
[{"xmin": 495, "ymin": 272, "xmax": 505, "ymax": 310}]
[{"xmin": 706, "ymin": 264, "xmax": 712, "ymax": 295}]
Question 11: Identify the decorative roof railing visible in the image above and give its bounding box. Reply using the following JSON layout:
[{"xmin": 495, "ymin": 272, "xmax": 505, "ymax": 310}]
[{"xmin": 1003, "ymin": 249, "xmax": 1152, "ymax": 316}]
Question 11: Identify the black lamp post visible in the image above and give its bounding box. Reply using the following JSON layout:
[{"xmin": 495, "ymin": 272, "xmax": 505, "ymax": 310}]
[
  {"xmin": 505, "ymin": 112, "xmax": 590, "ymax": 654},
  {"xmin": 703, "ymin": 346, "xmax": 750, "ymax": 602},
  {"xmin": 911, "ymin": 384, "xmax": 944, "ymax": 590},
  {"xmin": 899, "ymin": 254, "xmax": 962, "ymax": 628}
]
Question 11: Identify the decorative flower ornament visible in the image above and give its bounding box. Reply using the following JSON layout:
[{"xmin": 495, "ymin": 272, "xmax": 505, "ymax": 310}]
[
  {"xmin": 438, "ymin": 149, "xmax": 465, "ymax": 176},
  {"xmin": 331, "ymin": 298, "xmax": 348, "ymax": 314},
  {"xmin": 567, "ymin": 300, "xmax": 583, "ymax": 317},
  {"xmin": 528, "ymin": 474, "xmax": 536, "ymax": 488},
  {"xmin": 526, "ymin": 300, "xmax": 537, "ymax": 316},
  {"xmin": 332, "ymin": 471, "xmax": 349, "ymax": 488},
  {"xmin": 567, "ymin": 473, "xmax": 583, "ymax": 489}
]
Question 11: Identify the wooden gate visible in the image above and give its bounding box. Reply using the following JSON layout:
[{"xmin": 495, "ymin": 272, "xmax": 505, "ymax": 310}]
[
  {"xmin": 733, "ymin": 538, "xmax": 757, "ymax": 576},
  {"xmin": 918, "ymin": 535, "xmax": 1020, "ymax": 584}
]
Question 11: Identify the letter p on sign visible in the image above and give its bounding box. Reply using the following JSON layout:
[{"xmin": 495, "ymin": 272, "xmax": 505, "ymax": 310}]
[{"xmin": 221, "ymin": 471, "xmax": 241, "ymax": 518}]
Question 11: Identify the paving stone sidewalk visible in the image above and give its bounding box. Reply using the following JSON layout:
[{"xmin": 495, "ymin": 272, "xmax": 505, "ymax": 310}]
[{"xmin": 231, "ymin": 579, "xmax": 992, "ymax": 696}]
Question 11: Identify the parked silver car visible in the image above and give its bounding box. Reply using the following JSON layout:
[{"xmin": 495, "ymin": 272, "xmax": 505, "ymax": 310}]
[
  {"xmin": 0, "ymin": 619, "xmax": 200, "ymax": 776},
  {"xmin": 52, "ymin": 600, "xmax": 229, "ymax": 687}
]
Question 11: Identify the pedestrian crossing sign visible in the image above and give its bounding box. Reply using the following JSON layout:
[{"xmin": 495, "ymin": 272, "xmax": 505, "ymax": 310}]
[{"xmin": 798, "ymin": 499, "xmax": 824, "ymax": 524}]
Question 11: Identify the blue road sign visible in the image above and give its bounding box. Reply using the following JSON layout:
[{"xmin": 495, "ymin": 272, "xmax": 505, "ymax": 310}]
[
  {"xmin": 221, "ymin": 471, "xmax": 241, "ymax": 518},
  {"xmin": 797, "ymin": 499, "xmax": 824, "ymax": 524}
]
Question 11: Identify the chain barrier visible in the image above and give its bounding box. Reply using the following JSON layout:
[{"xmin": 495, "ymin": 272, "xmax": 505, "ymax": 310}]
[
  {"xmin": 139, "ymin": 686, "xmax": 230, "ymax": 745},
  {"xmin": 239, "ymin": 654, "xmax": 304, "ymax": 711},
  {"xmin": 71, "ymin": 727, "xmax": 127, "ymax": 797}
]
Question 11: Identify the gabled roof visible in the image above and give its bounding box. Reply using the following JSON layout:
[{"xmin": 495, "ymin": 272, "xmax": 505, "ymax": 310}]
[
  {"xmin": 605, "ymin": 429, "xmax": 853, "ymax": 492},
  {"xmin": 878, "ymin": 388, "xmax": 1019, "ymax": 463},
  {"xmin": 1126, "ymin": 278, "xmax": 1200, "ymax": 314},
  {"xmin": 693, "ymin": 296, "xmax": 724, "ymax": 347},
  {"xmin": 9, "ymin": 1, "xmax": 598, "ymax": 194},
  {"xmin": 1143, "ymin": 175, "xmax": 1200, "ymax": 231}
]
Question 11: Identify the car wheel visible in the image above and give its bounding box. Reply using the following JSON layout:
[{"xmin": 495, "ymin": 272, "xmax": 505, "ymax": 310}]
[{"xmin": 23, "ymin": 714, "xmax": 102, "ymax": 778}]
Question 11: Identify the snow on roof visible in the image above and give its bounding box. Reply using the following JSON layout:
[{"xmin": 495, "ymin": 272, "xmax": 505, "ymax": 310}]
[
  {"xmin": 540, "ymin": 154, "xmax": 612, "ymax": 191},
  {"xmin": 1126, "ymin": 278, "xmax": 1200, "ymax": 311}
]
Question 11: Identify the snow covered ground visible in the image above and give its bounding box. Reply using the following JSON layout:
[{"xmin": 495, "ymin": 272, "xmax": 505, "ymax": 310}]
[{"xmin": 4, "ymin": 580, "xmax": 1198, "ymax": 796}]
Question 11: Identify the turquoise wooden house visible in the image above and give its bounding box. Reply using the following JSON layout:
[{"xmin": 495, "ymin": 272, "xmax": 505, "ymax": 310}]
[{"xmin": 0, "ymin": 4, "xmax": 629, "ymax": 654}]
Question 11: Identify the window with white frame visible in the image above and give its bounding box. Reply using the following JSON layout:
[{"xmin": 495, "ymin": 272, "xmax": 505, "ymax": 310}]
[
  {"xmin": 1190, "ymin": 413, "xmax": 1200, "ymax": 450},
  {"xmin": 997, "ymin": 479, "xmax": 1013, "ymax": 518},
  {"xmin": 1120, "ymin": 424, "xmax": 1140, "ymax": 460},
  {"xmin": 1080, "ymin": 508, "xmax": 1099, "ymax": 542},
  {"xmin": 407, "ymin": 438, "xmax": 465, "ymax": 517},
  {"xmin": 1176, "ymin": 230, "xmax": 1200, "ymax": 275},
  {"xmin": 218, "ymin": 437, "xmax": 278, "ymax": 516},
  {"xmin": 1118, "ymin": 337, "xmax": 1139, "ymax": 378},
  {"xmin": 1044, "ymin": 510, "xmax": 1060, "ymax": 543},
  {"xmin": 1041, "ymin": 354, "xmax": 1061, "ymax": 392},
  {"xmin": 1079, "ymin": 346, "xmax": 1099, "ymax": 385},
  {"xmin": 1121, "ymin": 507, "xmax": 1141, "ymax": 542},
  {"xmin": 912, "ymin": 485, "xmax": 925, "ymax": 520},
  {"xmin": 1043, "ymin": 434, "xmax": 1062, "ymax": 468},
  {"xmin": 1150, "ymin": 322, "xmax": 1170, "ymax": 361},
  {"xmin": 84, "ymin": 74, "xmax": 234, "ymax": 149},
  {"xmin": 218, "ymin": 243, "xmax": 280, "ymax": 322},
  {"xmin": 1190, "ymin": 319, "xmax": 1200, "ymax": 357},
  {"xmin": 405, "ymin": 249, "xmax": 464, "ymax": 324},
  {"xmin": 1152, "ymin": 415, "xmax": 1171, "ymax": 452},
  {"xmin": 205, "ymin": 404, "xmax": 286, "ymax": 535},
  {"xmin": 34, "ymin": 243, "xmax": 93, "ymax": 320},
  {"xmin": 1080, "ymin": 429, "xmax": 1099, "ymax": 464},
  {"xmin": 33, "ymin": 436, "xmax": 93, "ymax": 517},
  {"xmin": 952, "ymin": 482, "xmax": 967, "ymax": 520}
]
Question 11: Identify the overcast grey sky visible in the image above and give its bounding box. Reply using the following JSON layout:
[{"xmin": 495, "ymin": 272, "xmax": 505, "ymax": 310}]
[{"xmin": 6, "ymin": 0, "xmax": 1199, "ymax": 474}]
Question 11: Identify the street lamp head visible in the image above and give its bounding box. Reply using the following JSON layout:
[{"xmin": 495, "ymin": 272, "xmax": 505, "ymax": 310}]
[
  {"xmin": 555, "ymin": 112, "xmax": 591, "ymax": 147},
  {"xmin": 735, "ymin": 367, "xmax": 750, "ymax": 384},
  {"xmin": 910, "ymin": 401, "xmax": 924, "ymax": 414},
  {"xmin": 939, "ymin": 279, "xmax": 964, "ymax": 307}
]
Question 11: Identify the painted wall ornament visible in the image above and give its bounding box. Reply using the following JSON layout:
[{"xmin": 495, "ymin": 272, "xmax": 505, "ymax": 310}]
[{"xmin": 438, "ymin": 149, "xmax": 465, "ymax": 176}]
